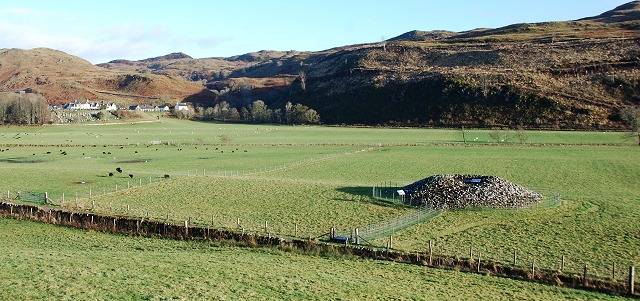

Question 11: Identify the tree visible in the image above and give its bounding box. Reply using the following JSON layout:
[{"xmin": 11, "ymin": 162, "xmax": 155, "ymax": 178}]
[
  {"xmin": 621, "ymin": 107, "xmax": 640, "ymax": 145},
  {"xmin": 298, "ymin": 70, "xmax": 307, "ymax": 91},
  {"xmin": 284, "ymin": 102, "xmax": 293, "ymax": 124},
  {"xmin": 0, "ymin": 92, "xmax": 49, "ymax": 125},
  {"xmin": 250, "ymin": 100, "xmax": 271, "ymax": 123},
  {"xmin": 228, "ymin": 108, "xmax": 240, "ymax": 121},
  {"xmin": 288, "ymin": 103, "xmax": 320, "ymax": 124},
  {"xmin": 240, "ymin": 107, "xmax": 250, "ymax": 122},
  {"xmin": 303, "ymin": 108, "xmax": 320, "ymax": 124}
]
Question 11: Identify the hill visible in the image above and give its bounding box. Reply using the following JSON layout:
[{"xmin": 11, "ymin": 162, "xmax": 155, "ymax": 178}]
[
  {"xmin": 0, "ymin": 48, "xmax": 209, "ymax": 105},
  {"xmin": 196, "ymin": 2, "xmax": 640, "ymax": 129},
  {"xmin": 580, "ymin": 1, "xmax": 640, "ymax": 23},
  {"xmin": 2, "ymin": 2, "xmax": 640, "ymax": 129}
]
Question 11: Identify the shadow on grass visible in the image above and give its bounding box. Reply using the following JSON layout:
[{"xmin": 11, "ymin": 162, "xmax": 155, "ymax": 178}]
[{"xmin": 335, "ymin": 186, "xmax": 414, "ymax": 209}]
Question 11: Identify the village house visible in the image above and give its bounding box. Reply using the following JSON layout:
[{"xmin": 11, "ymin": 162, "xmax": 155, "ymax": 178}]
[
  {"xmin": 63, "ymin": 100, "xmax": 101, "ymax": 110},
  {"xmin": 174, "ymin": 102, "xmax": 190, "ymax": 111},
  {"xmin": 104, "ymin": 102, "xmax": 118, "ymax": 111}
]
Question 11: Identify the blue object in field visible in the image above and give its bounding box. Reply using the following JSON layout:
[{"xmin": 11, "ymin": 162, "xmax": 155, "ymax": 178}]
[
  {"xmin": 464, "ymin": 178, "xmax": 483, "ymax": 184},
  {"xmin": 333, "ymin": 236, "xmax": 349, "ymax": 244}
]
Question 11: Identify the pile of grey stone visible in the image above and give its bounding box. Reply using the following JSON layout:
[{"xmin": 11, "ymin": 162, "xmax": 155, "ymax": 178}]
[{"xmin": 403, "ymin": 174, "xmax": 541, "ymax": 210}]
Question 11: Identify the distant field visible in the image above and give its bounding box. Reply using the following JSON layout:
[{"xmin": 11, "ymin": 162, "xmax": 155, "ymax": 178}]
[
  {"xmin": 0, "ymin": 119, "xmax": 638, "ymax": 297},
  {"xmin": 0, "ymin": 117, "xmax": 634, "ymax": 146},
  {"xmin": 0, "ymin": 219, "xmax": 626, "ymax": 301}
]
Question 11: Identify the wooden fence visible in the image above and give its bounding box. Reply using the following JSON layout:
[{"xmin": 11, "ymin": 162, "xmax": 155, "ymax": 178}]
[{"xmin": 0, "ymin": 201, "xmax": 636, "ymax": 298}]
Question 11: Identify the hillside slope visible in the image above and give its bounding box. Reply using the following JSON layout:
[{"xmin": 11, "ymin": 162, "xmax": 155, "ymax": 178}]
[
  {"xmin": 200, "ymin": 1, "xmax": 640, "ymax": 129},
  {"xmin": 0, "ymin": 48, "xmax": 206, "ymax": 104},
  {"xmin": 2, "ymin": 2, "xmax": 640, "ymax": 129}
]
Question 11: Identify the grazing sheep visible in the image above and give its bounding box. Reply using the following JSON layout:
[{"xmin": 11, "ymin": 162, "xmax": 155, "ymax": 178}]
[
  {"xmin": 116, "ymin": 167, "xmax": 123, "ymax": 173},
  {"xmin": 163, "ymin": 174, "xmax": 170, "ymax": 179},
  {"xmin": 108, "ymin": 172, "xmax": 114, "ymax": 177},
  {"xmin": 129, "ymin": 174, "xmax": 134, "ymax": 178},
  {"xmin": 134, "ymin": 151, "xmax": 138, "ymax": 154}
]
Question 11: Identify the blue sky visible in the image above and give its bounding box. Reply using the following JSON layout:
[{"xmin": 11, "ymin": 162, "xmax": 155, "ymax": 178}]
[{"xmin": 0, "ymin": 0, "xmax": 630, "ymax": 63}]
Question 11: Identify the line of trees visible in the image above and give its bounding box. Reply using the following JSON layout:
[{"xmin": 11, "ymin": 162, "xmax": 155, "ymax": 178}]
[
  {"xmin": 0, "ymin": 93, "xmax": 50, "ymax": 125},
  {"xmin": 198, "ymin": 100, "xmax": 320, "ymax": 124}
]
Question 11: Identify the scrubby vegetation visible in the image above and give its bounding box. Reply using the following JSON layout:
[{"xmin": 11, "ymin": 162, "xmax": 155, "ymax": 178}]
[
  {"xmin": 197, "ymin": 100, "xmax": 320, "ymax": 124},
  {"xmin": 0, "ymin": 92, "xmax": 50, "ymax": 125}
]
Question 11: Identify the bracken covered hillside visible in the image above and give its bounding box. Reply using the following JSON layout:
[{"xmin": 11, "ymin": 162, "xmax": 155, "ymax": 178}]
[
  {"xmin": 202, "ymin": 1, "xmax": 640, "ymax": 129},
  {"xmin": 0, "ymin": 48, "xmax": 206, "ymax": 105},
  {"xmin": 1, "ymin": 2, "xmax": 639, "ymax": 129}
]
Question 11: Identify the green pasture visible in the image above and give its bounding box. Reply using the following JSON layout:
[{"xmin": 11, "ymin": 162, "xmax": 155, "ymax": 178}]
[
  {"xmin": 0, "ymin": 118, "xmax": 634, "ymax": 146},
  {"xmin": 0, "ymin": 219, "xmax": 625, "ymax": 300},
  {"xmin": 0, "ymin": 118, "xmax": 638, "ymax": 297}
]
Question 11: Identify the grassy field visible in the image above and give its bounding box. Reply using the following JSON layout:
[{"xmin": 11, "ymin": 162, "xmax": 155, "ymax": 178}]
[
  {"xmin": 1, "ymin": 118, "xmax": 638, "ymax": 298},
  {"xmin": 0, "ymin": 218, "xmax": 627, "ymax": 300},
  {"xmin": 0, "ymin": 117, "xmax": 634, "ymax": 146}
]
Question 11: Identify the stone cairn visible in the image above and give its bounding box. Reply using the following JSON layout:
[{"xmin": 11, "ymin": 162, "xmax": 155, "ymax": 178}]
[{"xmin": 403, "ymin": 174, "xmax": 541, "ymax": 210}]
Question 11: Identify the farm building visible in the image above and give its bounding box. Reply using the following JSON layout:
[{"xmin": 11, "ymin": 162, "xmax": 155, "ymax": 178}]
[
  {"xmin": 174, "ymin": 102, "xmax": 190, "ymax": 111},
  {"xmin": 104, "ymin": 103, "xmax": 118, "ymax": 111},
  {"xmin": 63, "ymin": 100, "xmax": 101, "ymax": 110}
]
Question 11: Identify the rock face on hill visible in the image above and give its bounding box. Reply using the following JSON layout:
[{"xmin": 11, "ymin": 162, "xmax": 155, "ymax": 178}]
[{"xmin": 403, "ymin": 175, "xmax": 542, "ymax": 209}]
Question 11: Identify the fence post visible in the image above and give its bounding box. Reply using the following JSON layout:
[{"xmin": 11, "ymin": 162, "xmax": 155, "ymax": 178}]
[
  {"xmin": 184, "ymin": 220, "xmax": 189, "ymax": 237},
  {"xmin": 428, "ymin": 240, "xmax": 433, "ymax": 265},
  {"xmin": 477, "ymin": 253, "xmax": 482, "ymax": 273},
  {"xmin": 612, "ymin": 262, "xmax": 616, "ymax": 280},
  {"xmin": 513, "ymin": 250, "xmax": 517, "ymax": 266},
  {"xmin": 264, "ymin": 221, "xmax": 268, "ymax": 233},
  {"xmin": 354, "ymin": 228, "xmax": 360, "ymax": 244},
  {"xmin": 62, "ymin": 192, "xmax": 65, "ymax": 204},
  {"xmin": 583, "ymin": 265, "xmax": 588, "ymax": 287},
  {"xmin": 44, "ymin": 192, "xmax": 48, "ymax": 205},
  {"xmin": 469, "ymin": 245, "xmax": 473, "ymax": 261},
  {"xmin": 561, "ymin": 255, "xmax": 565, "ymax": 272},
  {"xmin": 89, "ymin": 188, "xmax": 92, "ymax": 198},
  {"xmin": 330, "ymin": 227, "xmax": 335, "ymax": 240},
  {"xmin": 630, "ymin": 266, "xmax": 635, "ymax": 296},
  {"xmin": 388, "ymin": 235, "xmax": 393, "ymax": 250},
  {"xmin": 531, "ymin": 259, "xmax": 536, "ymax": 279}
]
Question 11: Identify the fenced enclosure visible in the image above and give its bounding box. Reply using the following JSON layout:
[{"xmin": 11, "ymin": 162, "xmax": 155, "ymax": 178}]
[{"xmin": 0, "ymin": 201, "xmax": 636, "ymax": 297}]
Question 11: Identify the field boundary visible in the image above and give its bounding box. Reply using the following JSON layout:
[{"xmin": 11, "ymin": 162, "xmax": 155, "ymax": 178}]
[{"xmin": 0, "ymin": 201, "xmax": 636, "ymax": 298}]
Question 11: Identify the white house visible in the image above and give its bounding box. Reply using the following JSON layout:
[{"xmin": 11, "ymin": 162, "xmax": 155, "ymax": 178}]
[
  {"xmin": 175, "ymin": 102, "xmax": 190, "ymax": 111},
  {"xmin": 63, "ymin": 100, "xmax": 101, "ymax": 110},
  {"xmin": 104, "ymin": 103, "xmax": 118, "ymax": 111}
]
